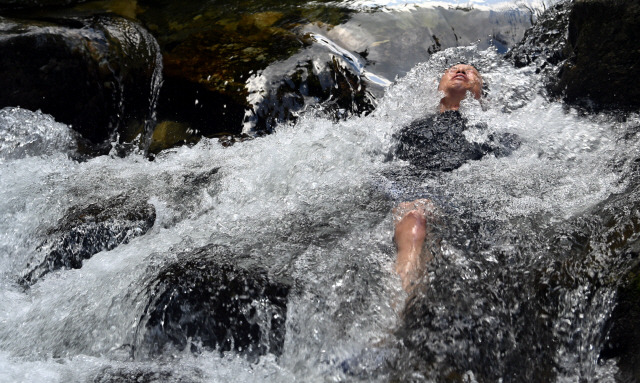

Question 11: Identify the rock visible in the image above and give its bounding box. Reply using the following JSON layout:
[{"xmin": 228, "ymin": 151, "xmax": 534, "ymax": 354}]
[
  {"xmin": 21, "ymin": 194, "xmax": 156, "ymax": 285},
  {"xmin": 505, "ymin": 1, "xmax": 571, "ymax": 70},
  {"xmin": 507, "ymin": 0, "xmax": 640, "ymax": 112},
  {"xmin": 135, "ymin": 245, "xmax": 290, "ymax": 360},
  {"xmin": 553, "ymin": 0, "xmax": 640, "ymax": 111},
  {"xmin": 147, "ymin": 120, "xmax": 200, "ymax": 155},
  {"xmin": 600, "ymin": 258, "xmax": 640, "ymax": 382},
  {"xmin": 244, "ymin": 51, "xmax": 377, "ymax": 134},
  {"xmin": 0, "ymin": 0, "xmax": 88, "ymax": 10},
  {"xmin": 133, "ymin": 0, "xmax": 354, "ymax": 138},
  {"xmin": 0, "ymin": 14, "xmax": 162, "ymax": 154}
]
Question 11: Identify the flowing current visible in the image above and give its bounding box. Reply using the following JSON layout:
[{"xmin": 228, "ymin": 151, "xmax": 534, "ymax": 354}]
[{"xmin": 0, "ymin": 46, "xmax": 638, "ymax": 382}]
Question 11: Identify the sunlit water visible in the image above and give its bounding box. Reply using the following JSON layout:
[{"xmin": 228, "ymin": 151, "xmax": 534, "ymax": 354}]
[{"xmin": 1, "ymin": 45, "xmax": 638, "ymax": 382}]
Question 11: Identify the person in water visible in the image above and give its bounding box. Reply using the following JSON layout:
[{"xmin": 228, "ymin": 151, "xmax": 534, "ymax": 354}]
[{"xmin": 392, "ymin": 64, "xmax": 518, "ymax": 292}]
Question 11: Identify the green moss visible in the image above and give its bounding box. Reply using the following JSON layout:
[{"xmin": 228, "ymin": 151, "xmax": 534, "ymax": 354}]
[{"xmin": 148, "ymin": 120, "xmax": 200, "ymax": 154}]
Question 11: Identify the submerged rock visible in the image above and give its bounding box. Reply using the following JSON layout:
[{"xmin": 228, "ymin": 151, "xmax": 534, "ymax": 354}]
[
  {"xmin": 94, "ymin": 365, "xmax": 202, "ymax": 383},
  {"xmin": 21, "ymin": 194, "xmax": 156, "ymax": 285},
  {"xmin": 136, "ymin": 245, "xmax": 290, "ymax": 360},
  {"xmin": 0, "ymin": 14, "xmax": 162, "ymax": 154}
]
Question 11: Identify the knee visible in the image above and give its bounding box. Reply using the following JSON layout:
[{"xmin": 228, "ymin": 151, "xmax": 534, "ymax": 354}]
[
  {"xmin": 403, "ymin": 210, "xmax": 427, "ymax": 225},
  {"xmin": 395, "ymin": 210, "xmax": 427, "ymax": 235},
  {"xmin": 393, "ymin": 199, "xmax": 434, "ymax": 225}
]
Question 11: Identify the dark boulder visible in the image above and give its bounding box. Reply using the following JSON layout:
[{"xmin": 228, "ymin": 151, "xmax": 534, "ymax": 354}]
[
  {"xmin": 0, "ymin": 14, "xmax": 162, "ymax": 154},
  {"xmin": 507, "ymin": 0, "xmax": 640, "ymax": 112},
  {"xmin": 505, "ymin": 1, "xmax": 571, "ymax": 71},
  {"xmin": 135, "ymin": 245, "xmax": 290, "ymax": 361},
  {"xmin": 600, "ymin": 258, "xmax": 640, "ymax": 382},
  {"xmin": 0, "ymin": 0, "xmax": 88, "ymax": 10},
  {"xmin": 21, "ymin": 194, "xmax": 156, "ymax": 285},
  {"xmin": 553, "ymin": 0, "xmax": 640, "ymax": 112},
  {"xmin": 244, "ymin": 50, "xmax": 378, "ymax": 135}
]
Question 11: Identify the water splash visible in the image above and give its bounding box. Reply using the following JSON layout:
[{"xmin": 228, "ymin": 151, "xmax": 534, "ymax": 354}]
[{"xmin": 0, "ymin": 44, "xmax": 638, "ymax": 381}]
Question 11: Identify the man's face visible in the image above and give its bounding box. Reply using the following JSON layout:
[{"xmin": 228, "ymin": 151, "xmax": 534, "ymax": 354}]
[{"xmin": 438, "ymin": 64, "xmax": 483, "ymax": 100}]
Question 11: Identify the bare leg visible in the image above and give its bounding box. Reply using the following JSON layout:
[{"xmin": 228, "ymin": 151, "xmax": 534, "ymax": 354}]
[{"xmin": 393, "ymin": 199, "xmax": 435, "ymax": 292}]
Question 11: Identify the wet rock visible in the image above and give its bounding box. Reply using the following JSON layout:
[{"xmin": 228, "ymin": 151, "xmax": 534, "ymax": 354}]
[
  {"xmin": 244, "ymin": 51, "xmax": 377, "ymax": 134},
  {"xmin": 21, "ymin": 194, "xmax": 156, "ymax": 285},
  {"xmin": 0, "ymin": 0, "xmax": 88, "ymax": 10},
  {"xmin": 136, "ymin": 245, "xmax": 290, "ymax": 360},
  {"xmin": 508, "ymin": 0, "xmax": 640, "ymax": 112},
  {"xmin": 0, "ymin": 14, "xmax": 162, "ymax": 154},
  {"xmin": 147, "ymin": 120, "xmax": 200, "ymax": 155},
  {"xmin": 94, "ymin": 365, "xmax": 202, "ymax": 383},
  {"xmin": 600, "ymin": 258, "xmax": 640, "ymax": 382},
  {"xmin": 554, "ymin": 0, "xmax": 640, "ymax": 112},
  {"xmin": 505, "ymin": 1, "xmax": 571, "ymax": 70}
]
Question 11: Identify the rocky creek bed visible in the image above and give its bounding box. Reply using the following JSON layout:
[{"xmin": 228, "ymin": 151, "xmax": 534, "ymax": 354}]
[{"xmin": 1, "ymin": 0, "xmax": 640, "ymax": 382}]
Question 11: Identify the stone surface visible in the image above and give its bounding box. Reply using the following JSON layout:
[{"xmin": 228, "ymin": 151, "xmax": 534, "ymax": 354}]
[
  {"xmin": 147, "ymin": 120, "xmax": 200, "ymax": 155},
  {"xmin": 244, "ymin": 52, "xmax": 377, "ymax": 134},
  {"xmin": 132, "ymin": 0, "xmax": 355, "ymax": 137},
  {"xmin": 21, "ymin": 194, "xmax": 156, "ymax": 285},
  {"xmin": 505, "ymin": 1, "xmax": 571, "ymax": 71},
  {"xmin": 600, "ymin": 259, "xmax": 640, "ymax": 382},
  {"xmin": 0, "ymin": 0, "xmax": 88, "ymax": 10},
  {"xmin": 137, "ymin": 245, "xmax": 290, "ymax": 360},
  {"xmin": 554, "ymin": 0, "xmax": 640, "ymax": 111},
  {"xmin": 508, "ymin": 0, "xmax": 640, "ymax": 112},
  {"xmin": 0, "ymin": 14, "xmax": 162, "ymax": 153}
]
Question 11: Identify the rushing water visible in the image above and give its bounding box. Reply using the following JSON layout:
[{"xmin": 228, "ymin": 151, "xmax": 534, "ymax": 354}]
[{"xmin": 0, "ymin": 30, "xmax": 639, "ymax": 383}]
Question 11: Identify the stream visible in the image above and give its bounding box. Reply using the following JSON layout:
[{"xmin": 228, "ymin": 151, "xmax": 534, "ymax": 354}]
[{"xmin": 1, "ymin": 1, "xmax": 639, "ymax": 382}]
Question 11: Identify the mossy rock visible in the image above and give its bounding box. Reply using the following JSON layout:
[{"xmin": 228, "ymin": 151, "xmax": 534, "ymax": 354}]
[{"xmin": 148, "ymin": 120, "xmax": 201, "ymax": 155}]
